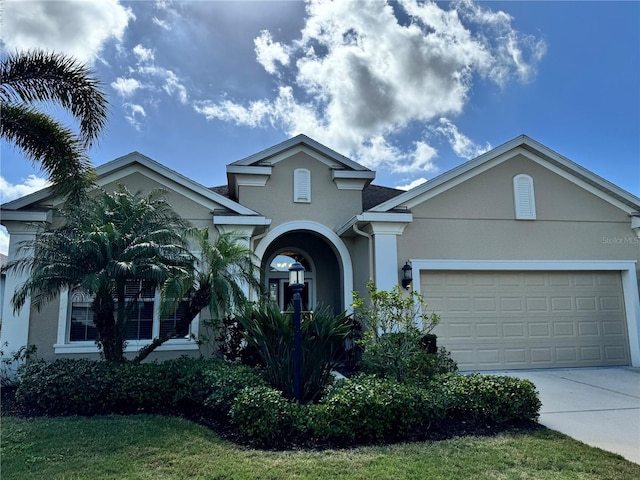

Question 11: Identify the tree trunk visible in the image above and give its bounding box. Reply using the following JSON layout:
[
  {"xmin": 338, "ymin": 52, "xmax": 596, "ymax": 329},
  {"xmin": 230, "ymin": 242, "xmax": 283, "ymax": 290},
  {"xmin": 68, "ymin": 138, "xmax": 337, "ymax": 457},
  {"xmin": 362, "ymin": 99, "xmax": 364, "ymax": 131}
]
[
  {"xmin": 132, "ymin": 284, "xmax": 211, "ymax": 364},
  {"xmin": 92, "ymin": 293, "xmax": 125, "ymax": 362}
]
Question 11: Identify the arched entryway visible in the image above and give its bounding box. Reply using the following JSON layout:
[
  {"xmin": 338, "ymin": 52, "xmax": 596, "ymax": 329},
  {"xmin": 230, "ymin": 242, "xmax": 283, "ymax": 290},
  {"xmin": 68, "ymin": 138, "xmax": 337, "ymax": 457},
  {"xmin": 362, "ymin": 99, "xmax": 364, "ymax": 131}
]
[{"xmin": 255, "ymin": 221, "xmax": 353, "ymax": 314}]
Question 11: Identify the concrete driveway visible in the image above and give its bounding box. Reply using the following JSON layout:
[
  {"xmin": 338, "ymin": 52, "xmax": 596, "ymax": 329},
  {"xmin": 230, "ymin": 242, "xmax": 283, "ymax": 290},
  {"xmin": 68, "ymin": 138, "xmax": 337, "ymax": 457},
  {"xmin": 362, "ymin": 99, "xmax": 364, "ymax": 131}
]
[{"xmin": 498, "ymin": 367, "xmax": 640, "ymax": 464}]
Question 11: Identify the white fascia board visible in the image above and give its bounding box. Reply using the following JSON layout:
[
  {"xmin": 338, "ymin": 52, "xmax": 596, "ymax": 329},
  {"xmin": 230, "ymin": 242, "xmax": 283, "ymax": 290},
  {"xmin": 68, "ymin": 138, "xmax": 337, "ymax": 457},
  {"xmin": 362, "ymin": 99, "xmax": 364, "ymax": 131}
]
[
  {"xmin": 226, "ymin": 165, "xmax": 273, "ymax": 176},
  {"xmin": 332, "ymin": 170, "xmax": 376, "ymax": 180},
  {"xmin": 358, "ymin": 212, "xmax": 413, "ymax": 223},
  {"xmin": 332, "ymin": 169, "xmax": 376, "ymax": 190},
  {"xmin": 213, "ymin": 216, "xmax": 271, "ymax": 226},
  {"xmin": 336, "ymin": 212, "xmax": 413, "ymax": 236},
  {"xmin": 0, "ymin": 188, "xmax": 54, "ymax": 210},
  {"xmin": 0, "ymin": 210, "xmax": 52, "ymax": 223},
  {"xmin": 410, "ymin": 259, "xmax": 637, "ymax": 271}
]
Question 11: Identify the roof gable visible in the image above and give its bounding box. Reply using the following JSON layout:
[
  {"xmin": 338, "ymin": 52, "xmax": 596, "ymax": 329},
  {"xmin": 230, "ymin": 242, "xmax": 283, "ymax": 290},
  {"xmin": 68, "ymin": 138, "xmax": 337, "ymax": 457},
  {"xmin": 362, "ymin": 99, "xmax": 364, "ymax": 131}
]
[
  {"xmin": 226, "ymin": 134, "xmax": 376, "ymax": 200},
  {"xmin": 230, "ymin": 134, "xmax": 372, "ymax": 171},
  {"xmin": 370, "ymin": 135, "xmax": 640, "ymax": 214},
  {"xmin": 2, "ymin": 151, "xmax": 260, "ymax": 217}
]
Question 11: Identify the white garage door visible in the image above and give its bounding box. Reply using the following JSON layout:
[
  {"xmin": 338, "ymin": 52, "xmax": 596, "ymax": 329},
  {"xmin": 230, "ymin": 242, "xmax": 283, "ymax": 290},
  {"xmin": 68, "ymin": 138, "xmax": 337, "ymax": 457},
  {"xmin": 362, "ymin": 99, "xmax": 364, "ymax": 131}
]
[{"xmin": 421, "ymin": 271, "xmax": 630, "ymax": 370}]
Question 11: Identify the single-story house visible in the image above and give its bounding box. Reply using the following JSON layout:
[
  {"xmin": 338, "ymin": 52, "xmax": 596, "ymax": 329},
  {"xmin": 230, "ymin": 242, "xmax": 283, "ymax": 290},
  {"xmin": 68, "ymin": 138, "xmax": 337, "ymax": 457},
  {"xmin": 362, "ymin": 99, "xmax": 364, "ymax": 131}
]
[{"xmin": 1, "ymin": 134, "xmax": 639, "ymax": 370}]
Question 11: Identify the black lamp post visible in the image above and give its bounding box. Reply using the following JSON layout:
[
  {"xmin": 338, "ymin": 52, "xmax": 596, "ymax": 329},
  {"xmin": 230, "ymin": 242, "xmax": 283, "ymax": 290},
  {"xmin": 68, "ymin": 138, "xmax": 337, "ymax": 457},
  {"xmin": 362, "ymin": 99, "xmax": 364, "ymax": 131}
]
[{"xmin": 288, "ymin": 261, "xmax": 305, "ymax": 403}]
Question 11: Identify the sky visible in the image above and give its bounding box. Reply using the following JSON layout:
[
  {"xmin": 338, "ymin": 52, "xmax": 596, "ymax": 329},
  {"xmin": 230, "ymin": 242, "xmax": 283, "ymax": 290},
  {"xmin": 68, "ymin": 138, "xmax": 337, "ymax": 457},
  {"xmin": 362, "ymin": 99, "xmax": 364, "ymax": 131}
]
[{"xmin": 1, "ymin": 0, "xmax": 639, "ymax": 255}]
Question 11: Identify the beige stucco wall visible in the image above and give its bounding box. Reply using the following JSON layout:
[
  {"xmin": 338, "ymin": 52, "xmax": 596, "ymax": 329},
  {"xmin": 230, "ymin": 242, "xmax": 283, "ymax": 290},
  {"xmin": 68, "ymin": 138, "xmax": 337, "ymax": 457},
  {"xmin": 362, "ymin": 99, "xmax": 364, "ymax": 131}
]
[
  {"xmin": 398, "ymin": 154, "xmax": 639, "ymax": 267},
  {"xmin": 101, "ymin": 171, "xmax": 218, "ymax": 229},
  {"xmin": 237, "ymin": 152, "xmax": 364, "ymax": 231}
]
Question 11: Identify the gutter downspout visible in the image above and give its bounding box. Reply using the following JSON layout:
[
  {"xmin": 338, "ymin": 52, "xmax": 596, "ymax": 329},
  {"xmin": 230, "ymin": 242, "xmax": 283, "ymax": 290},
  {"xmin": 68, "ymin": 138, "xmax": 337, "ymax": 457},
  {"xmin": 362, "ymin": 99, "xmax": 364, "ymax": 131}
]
[{"xmin": 353, "ymin": 222, "xmax": 374, "ymax": 282}]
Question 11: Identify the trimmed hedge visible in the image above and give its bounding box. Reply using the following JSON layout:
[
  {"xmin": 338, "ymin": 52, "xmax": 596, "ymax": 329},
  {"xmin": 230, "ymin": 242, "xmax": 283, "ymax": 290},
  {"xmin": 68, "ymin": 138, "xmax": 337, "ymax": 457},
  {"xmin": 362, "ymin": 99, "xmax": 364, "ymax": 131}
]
[
  {"xmin": 229, "ymin": 373, "xmax": 541, "ymax": 447},
  {"xmin": 14, "ymin": 357, "xmax": 264, "ymax": 417},
  {"xmin": 440, "ymin": 373, "xmax": 542, "ymax": 424},
  {"xmin": 14, "ymin": 358, "xmax": 541, "ymax": 448}
]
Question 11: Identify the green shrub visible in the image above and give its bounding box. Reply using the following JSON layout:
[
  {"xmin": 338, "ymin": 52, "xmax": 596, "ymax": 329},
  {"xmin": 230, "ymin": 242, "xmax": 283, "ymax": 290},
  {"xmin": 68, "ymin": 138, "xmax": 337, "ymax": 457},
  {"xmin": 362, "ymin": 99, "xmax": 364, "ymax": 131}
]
[
  {"xmin": 108, "ymin": 362, "xmax": 174, "ymax": 414},
  {"xmin": 354, "ymin": 282, "xmax": 455, "ymax": 383},
  {"xmin": 14, "ymin": 357, "xmax": 265, "ymax": 418},
  {"xmin": 230, "ymin": 385, "xmax": 304, "ymax": 446},
  {"xmin": 236, "ymin": 302, "xmax": 352, "ymax": 403},
  {"xmin": 308, "ymin": 374, "xmax": 446, "ymax": 443},
  {"xmin": 15, "ymin": 359, "xmax": 116, "ymax": 416},
  {"xmin": 163, "ymin": 356, "xmax": 221, "ymax": 407},
  {"xmin": 203, "ymin": 361, "xmax": 267, "ymax": 414},
  {"xmin": 441, "ymin": 373, "xmax": 542, "ymax": 423}
]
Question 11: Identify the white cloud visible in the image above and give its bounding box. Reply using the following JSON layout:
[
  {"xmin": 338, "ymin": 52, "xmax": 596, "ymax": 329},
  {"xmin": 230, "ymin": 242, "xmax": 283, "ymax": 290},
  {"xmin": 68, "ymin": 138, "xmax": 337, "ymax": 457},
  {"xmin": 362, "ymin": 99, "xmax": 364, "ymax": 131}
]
[
  {"xmin": 196, "ymin": 0, "xmax": 544, "ymax": 174},
  {"xmin": 133, "ymin": 44, "xmax": 155, "ymax": 63},
  {"xmin": 0, "ymin": 175, "xmax": 50, "ymax": 204},
  {"xmin": 152, "ymin": 17, "xmax": 171, "ymax": 31},
  {"xmin": 111, "ymin": 77, "xmax": 142, "ymax": 97},
  {"xmin": 0, "ymin": 0, "xmax": 135, "ymax": 64},
  {"xmin": 123, "ymin": 103, "xmax": 147, "ymax": 130},
  {"xmin": 396, "ymin": 177, "xmax": 427, "ymax": 191},
  {"xmin": 255, "ymin": 30, "xmax": 290, "ymax": 75},
  {"xmin": 433, "ymin": 118, "xmax": 491, "ymax": 159}
]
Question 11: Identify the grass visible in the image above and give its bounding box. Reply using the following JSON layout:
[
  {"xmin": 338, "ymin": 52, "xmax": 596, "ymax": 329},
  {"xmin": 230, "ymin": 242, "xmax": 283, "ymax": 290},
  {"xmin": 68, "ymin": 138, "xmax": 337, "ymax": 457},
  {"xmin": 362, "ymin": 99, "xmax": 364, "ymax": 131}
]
[{"xmin": 2, "ymin": 415, "xmax": 639, "ymax": 479}]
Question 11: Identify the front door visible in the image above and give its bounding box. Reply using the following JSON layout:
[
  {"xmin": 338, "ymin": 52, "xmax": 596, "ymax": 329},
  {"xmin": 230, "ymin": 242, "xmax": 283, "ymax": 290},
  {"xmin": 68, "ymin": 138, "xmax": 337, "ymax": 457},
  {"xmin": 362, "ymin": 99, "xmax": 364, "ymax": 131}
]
[{"xmin": 266, "ymin": 251, "xmax": 315, "ymax": 311}]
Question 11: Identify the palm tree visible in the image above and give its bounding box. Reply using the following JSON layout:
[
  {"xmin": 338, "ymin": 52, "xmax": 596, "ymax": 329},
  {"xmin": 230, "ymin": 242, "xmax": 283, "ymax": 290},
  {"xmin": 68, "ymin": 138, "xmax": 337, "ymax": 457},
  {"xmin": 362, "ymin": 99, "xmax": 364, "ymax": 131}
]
[
  {"xmin": 8, "ymin": 185, "xmax": 193, "ymax": 362},
  {"xmin": 134, "ymin": 229, "xmax": 260, "ymax": 363},
  {"xmin": 0, "ymin": 50, "xmax": 108, "ymax": 199}
]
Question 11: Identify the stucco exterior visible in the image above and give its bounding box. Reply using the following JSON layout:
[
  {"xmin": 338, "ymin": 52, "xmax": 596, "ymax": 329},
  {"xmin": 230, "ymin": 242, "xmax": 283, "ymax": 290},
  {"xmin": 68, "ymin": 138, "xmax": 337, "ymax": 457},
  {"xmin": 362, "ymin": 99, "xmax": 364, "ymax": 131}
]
[{"xmin": 2, "ymin": 135, "xmax": 639, "ymax": 369}]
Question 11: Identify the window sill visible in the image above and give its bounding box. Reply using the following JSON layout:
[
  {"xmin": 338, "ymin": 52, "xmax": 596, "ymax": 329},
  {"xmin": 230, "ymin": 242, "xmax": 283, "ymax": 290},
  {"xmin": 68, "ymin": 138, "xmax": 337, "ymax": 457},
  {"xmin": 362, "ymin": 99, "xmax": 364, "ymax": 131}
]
[{"xmin": 53, "ymin": 339, "xmax": 199, "ymax": 354}]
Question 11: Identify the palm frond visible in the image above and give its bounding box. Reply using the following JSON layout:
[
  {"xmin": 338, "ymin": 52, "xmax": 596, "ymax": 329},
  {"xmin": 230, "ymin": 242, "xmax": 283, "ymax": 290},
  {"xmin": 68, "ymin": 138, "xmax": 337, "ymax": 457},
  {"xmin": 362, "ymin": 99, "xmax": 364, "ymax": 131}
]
[{"xmin": 0, "ymin": 49, "xmax": 107, "ymax": 147}]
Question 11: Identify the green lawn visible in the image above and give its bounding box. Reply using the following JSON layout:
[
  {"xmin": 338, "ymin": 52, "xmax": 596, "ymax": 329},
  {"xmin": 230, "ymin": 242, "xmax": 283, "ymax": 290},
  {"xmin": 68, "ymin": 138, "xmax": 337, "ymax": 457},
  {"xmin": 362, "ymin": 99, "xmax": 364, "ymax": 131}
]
[{"xmin": 2, "ymin": 415, "xmax": 638, "ymax": 480}]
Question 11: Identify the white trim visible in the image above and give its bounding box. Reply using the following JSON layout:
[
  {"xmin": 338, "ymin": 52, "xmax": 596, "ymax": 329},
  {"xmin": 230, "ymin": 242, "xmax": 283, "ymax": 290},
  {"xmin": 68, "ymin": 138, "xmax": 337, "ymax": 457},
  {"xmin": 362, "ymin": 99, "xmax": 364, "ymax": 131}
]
[
  {"xmin": 254, "ymin": 221, "xmax": 354, "ymax": 314},
  {"xmin": 332, "ymin": 170, "xmax": 376, "ymax": 190},
  {"xmin": 0, "ymin": 210, "xmax": 52, "ymax": 223},
  {"xmin": 54, "ymin": 287, "xmax": 200, "ymax": 355},
  {"xmin": 411, "ymin": 259, "xmax": 640, "ymax": 367},
  {"xmin": 233, "ymin": 173, "xmax": 271, "ymax": 188},
  {"xmin": 336, "ymin": 212, "xmax": 413, "ymax": 235},
  {"xmin": 226, "ymin": 165, "xmax": 273, "ymax": 176},
  {"xmin": 213, "ymin": 216, "xmax": 271, "ymax": 226},
  {"xmin": 53, "ymin": 339, "xmax": 199, "ymax": 354}
]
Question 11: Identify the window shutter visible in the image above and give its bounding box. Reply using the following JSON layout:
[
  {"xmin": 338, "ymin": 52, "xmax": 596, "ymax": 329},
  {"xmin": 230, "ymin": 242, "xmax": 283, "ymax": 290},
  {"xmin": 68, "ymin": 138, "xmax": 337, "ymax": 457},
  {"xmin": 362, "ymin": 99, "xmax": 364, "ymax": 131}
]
[
  {"xmin": 513, "ymin": 174, "xmax": 536, "ymax": 219},
  {"xmin": 294, "ymin": 168, "xmax": 311, "ymax": 203}
]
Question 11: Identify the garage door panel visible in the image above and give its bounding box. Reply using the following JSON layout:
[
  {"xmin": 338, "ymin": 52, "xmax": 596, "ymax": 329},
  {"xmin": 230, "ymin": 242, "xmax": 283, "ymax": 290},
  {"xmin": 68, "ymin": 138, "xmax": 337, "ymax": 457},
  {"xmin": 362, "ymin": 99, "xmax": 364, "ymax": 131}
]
[{"xmin": 422, "ymin": 271, "xmax": 630, "ymax": 369}]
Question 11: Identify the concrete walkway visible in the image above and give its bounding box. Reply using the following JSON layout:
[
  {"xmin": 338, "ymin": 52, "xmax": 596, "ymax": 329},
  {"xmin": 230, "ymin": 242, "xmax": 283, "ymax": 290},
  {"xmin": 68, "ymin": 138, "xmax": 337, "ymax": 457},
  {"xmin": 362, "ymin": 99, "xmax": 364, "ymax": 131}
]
[{"xmin": 497, "ymin": 367, "xmax": 640, "ymax": 464}]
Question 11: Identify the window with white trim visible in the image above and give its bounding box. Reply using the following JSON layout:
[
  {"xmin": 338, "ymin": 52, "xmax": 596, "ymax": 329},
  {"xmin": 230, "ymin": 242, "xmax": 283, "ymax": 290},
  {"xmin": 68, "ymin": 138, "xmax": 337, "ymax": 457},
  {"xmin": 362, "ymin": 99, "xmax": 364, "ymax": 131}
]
[
  {"xmin": 293, "ymin": 168, "xmax": 311, "ymax": 203},
  {"xmin": 513, "ymin": 174, "xmax": 536, "ymax": 220},
  {"xmin": 56, "ymin": 280, "xmax": 198, "ymax": 354}
]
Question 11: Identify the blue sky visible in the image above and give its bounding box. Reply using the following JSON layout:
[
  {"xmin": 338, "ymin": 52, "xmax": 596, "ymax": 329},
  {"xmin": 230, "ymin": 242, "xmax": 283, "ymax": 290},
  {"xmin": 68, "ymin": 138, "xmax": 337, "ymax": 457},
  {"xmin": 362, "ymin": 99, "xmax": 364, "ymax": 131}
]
[{"xmin": 1, "ymin": 0, "xmax": 639, "ymax": 254}]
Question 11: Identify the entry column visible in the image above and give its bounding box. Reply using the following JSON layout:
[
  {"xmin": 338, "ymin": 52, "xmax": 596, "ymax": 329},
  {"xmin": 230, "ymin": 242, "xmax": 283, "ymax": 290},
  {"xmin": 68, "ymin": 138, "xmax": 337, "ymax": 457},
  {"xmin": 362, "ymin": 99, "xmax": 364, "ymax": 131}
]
[{"xmin": 369, "ymin": 221, "xmax": 410, "ymax": 292}]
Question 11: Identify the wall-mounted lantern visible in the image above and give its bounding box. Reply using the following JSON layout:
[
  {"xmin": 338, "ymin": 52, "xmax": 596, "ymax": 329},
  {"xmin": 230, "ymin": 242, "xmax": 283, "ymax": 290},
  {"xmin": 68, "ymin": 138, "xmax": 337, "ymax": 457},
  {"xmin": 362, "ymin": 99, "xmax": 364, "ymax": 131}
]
[{"xmin": 401, "ymin": 261, "xmax": 413, "ymax": 290}]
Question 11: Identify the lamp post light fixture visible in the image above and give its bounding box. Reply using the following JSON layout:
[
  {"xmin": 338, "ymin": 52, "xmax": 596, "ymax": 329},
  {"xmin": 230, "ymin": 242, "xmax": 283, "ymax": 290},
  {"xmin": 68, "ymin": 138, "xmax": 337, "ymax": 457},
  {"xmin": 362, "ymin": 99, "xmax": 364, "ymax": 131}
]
[
  {"xmin": 401, "ymin": 261, "xmax": 413, "ymax": 290},
  {"xmin": 288, "ymin": 260, "xmax": 305, "ymax": 403}
]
